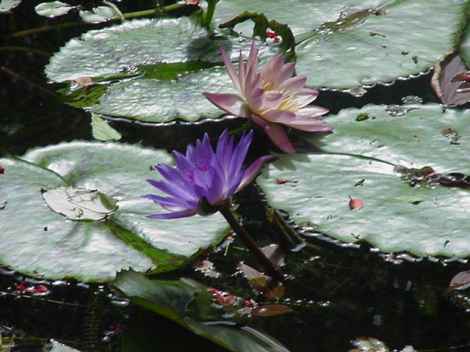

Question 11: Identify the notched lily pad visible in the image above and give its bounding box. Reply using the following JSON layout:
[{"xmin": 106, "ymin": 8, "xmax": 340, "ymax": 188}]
[
  {"xmin": 216, "ymin": 0, "xmax": 466, "ymax": 93},
  {"xmin": 46, "ymin": 16, "xmax": 277, "ymax": 124},
  {"xmin": 258, "ymin": 104, "xmax": 470, "ymax": 258},
  {"xmin": 0, "ymin": 142, "xmax": 228, "ymax": 282}
]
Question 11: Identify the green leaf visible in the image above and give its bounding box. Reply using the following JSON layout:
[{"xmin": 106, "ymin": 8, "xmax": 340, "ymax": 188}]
[
  {"xmin": 79, "ymin": 6, "xmax": 115, "ymax": 24},
  {"xmin": 460, "ymin": 2, "xmax": 470, "ymax": 67},
  {"xmin": 258, "ymin": 104, "xmax": 470, "ymax": 258},
  {"xmin": 35, "ymin": 1, "xmax": 76, "ymax": 18},
  {"xmin": 0, "ymin": 142, "xmax": 228, "ymax": 282},
  {"xmin": 89, "ymin": 66, "xmax": 236, "ymax": 124},
  {"xmin": 0, "ymin": 0, "xmax": 21, "ymax": 13},
  {"xmin": 219, "ymin": 11, "xmax": 296, "ymax": 56},
  {"xmin": 215, "ymin": 0, "xmax": 466, "ymax": 94},
  {"xmin": 48, "ymin": 340, "xmax": 80, "ymax": 352},
  {"xmin": 114, "ymin": 271, "xmax": 291, "ymax": 352},
  {"xmin": 91, "ymin": 114, "xmax": 122, "ymax": 141},
  {"xmin": 45, "ymin": 17, "xmax": 249, "ymax": 83},
  {"xmin": 46, "ymin": 17, "xmax": 277, "ymax": 124}
]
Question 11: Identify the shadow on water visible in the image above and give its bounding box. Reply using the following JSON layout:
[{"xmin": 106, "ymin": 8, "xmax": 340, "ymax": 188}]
[{"xmin": 1, "ymin": 1, "xmax": 470, "ymax": 352}]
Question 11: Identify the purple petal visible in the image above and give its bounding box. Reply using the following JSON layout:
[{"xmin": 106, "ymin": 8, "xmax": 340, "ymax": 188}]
[
  {"xmin": 143, "ymin": 194, "xmax": 190, "ymax": 210},
  {"xmin": 205, "ymin": 167, "xmax": 226, "ymax": 205},
  {"xmin": 237, "ymin": 155, "xmax": 274, "ymax": 192},
  {"xmin": 173, "ymin": 151, "xmax": 195, "ymax": 181},
  {"xmin": 203, "ymin": 92, "xmax": 248, "ymax": 117},
  {"xmin": 228, "ymin": 130, "xmax": 253, "ymax": 179},
  {"xmin": 147, "ymin": 208, "xmax": 197, "ymax": 219},
  {"xmin": 147, "ymin": 179, "xmax": 199, "ymax": 204}
]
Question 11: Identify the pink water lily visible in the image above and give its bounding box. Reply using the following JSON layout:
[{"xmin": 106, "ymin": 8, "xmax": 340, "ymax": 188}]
[{"xmin": 204, "ymin": 43, "xmax": 332, "ymax": 153}]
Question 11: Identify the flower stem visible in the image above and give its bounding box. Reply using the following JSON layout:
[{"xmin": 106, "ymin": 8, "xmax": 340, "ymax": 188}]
[
  {"xmin": 219, "ymin": 205, "xmax": 284, "ymax": 283},
  {"xmin": 203, "ymin": 0, "xmax": 218, "ymax": 30}
]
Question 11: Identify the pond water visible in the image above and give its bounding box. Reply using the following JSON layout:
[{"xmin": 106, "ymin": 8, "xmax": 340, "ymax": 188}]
[{"xmin": 1, "ymin": 1, "xmax": 470, "ymax": 351}]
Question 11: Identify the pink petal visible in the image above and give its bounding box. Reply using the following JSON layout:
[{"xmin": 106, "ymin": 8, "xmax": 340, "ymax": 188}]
[
  {"xmin": 237, "ymin": 155, "xmax": 275, "ymax": 192},
  {"xmin": 221, "ymin": 48, "xmax": 241, "ymax": 91},
  {"xmin": 203, "ymin": 93, "xmax": 248, "ymax": 117},
  {"xmin": 278, "ymin": 62, "xmax": 295, "ymax": 83},
  {"xmin": 292, "ymin": 88, "xmax": 320, "ymax": 108},
  {"xmin": 252, "ymin": 115, "xmax": 296, "ymax": 153},
  {"xmin": 262, "ymin": 110, "xmax": 296, "ymax": 123},
  {"xmin": 259, "ymin": 91, "xmax": 284, "ymax": 111},
  {"xmin": 280, "ymin": 76, "xmax": 307, "ymax": 93},
  {"xmin": 260, "ymin": 54, "xmax": 284, "ymax": 86},
  {"xmin": 285, "ymin": 113, "xmax": 333, "ymax": 132},
  {"xmin": 296, "ymin": 106, "xmax": 329, "ymax": 118}
]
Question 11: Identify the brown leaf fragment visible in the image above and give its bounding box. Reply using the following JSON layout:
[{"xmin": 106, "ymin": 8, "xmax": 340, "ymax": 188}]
[
  {"xmin": 349, "ymin": 196, "xmax": 364, "ymax": 210},
  {"xmin": 431, "ymin": 55, "xmax": 470, "ymax": 106},
  {"xmin": 252, "ymin": 304, "xmax": 292, "ymax": 317},
  {"xmin": 260, "ymin": 244, "xmax": 286, "ymax": 268},
  {"xmin": 238, "ymin": 262, "xmax": 270, "ymax": 290},
  {"xmin": 449, "ymin": 270, "xmax": 470, "ymax": 291}
]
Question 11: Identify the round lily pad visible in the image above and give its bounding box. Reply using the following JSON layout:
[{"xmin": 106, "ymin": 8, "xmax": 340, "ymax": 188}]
[
  {"xmin": 46, "ymin": 16, "xmax": 276, "ymax": 124},
  {"xmin": 89, "ymin": 66, "xmax": 236, "ymax": 124},
  {"xmin": 258, "ymin": 104, "xmax": 470, "ymax": 258},
  {"xmin": 0, "ymin": 142, "xmax": 228, "ymax": 282},
  {"xmin": 46, "ymin": 17, "xmax": 213, "ymax": 82},
  {"xmin": 215, "ymin": 0, "xmax": 466, "ymax": 93}
]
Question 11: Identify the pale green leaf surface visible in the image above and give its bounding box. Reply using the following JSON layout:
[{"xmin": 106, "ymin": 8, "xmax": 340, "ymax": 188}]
[
  {"xmin": 91, "ymin": 114, "xmax": 122, "ymax": 141},
  {"xmin": 0, "ymin": 142, "xmax": 228, "ymax": 281},
  {"xmin": 90, "ymin": 67, "xmax": 236, "ymax": 123},
  {"xmin": 215, "ymin": 0, "xmax": 465, "ymax": 91},
  {"xmin": 0, "ymin": 0, "xmax": 21, "ymax": 13},
  {"xmin": 258, "ymin": 104, "xmax": 470, "ymax": 257},
  {"xmin": 35, "ymin": 1, "xmax": 75, "ymax": 18}
]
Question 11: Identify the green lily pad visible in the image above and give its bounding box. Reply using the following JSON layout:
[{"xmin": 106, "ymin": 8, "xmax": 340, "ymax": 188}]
[
  {"xmin": 114, "ymin": 271, "xmax": 291, "ymax": 352},
  {"xmin": 215, "ymin": 0, "xmax": 466, "ymax": 94},
  {"xmin": 48, "ymin": 340, "xmax": 80, "ymax": 352},
  {"xmin": 91, "ymin": 114, "xmax": 122, "ymax": 141},
  {"xmin": 258, "ymin": 104, "xmax": 470, "ymax": 258},
  {"xmin": 89, "ymin": 66, "xmax": 236, "ymax": 124},
  {"xmin": 0, "ymin": 142, "xmax": 228, "ymax": 282},
  {"xmin": 35, "ymin": 1, "xmax": 76, "ymax": 18},
  {"xmin": 46, "ymin": 16, "xmax": 276, "ymax": 124},
  {"xmin": 0, "ymin": 0, "xmax": 21, "ymax": 13}
]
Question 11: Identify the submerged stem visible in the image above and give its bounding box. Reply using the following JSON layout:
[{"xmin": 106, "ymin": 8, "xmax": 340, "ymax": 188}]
[
  {"xmin": 6, "ymin": 3, "xmax": 186, "ymax": 39},
  {"xmin": 219, "ymin": 205, "xmax": 284, "ymax": 283}
]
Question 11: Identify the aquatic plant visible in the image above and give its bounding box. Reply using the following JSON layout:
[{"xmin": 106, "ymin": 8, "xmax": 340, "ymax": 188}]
[
  {"xmin": 146, "ymin": 130, "xmax": 282, "ymax": 280},
  {"xmin": 204, "ymin": 43, "xmax": 331, "ymax": 153}
]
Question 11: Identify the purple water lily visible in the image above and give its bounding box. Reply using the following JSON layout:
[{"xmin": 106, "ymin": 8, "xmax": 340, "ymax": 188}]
[
  {"xmin": 145, "ymin": 130, "xmax": 272, "ymax": 219},
  {"xmin": 204, "ymin": 43, "xmax": 332, "ymax": 153}
]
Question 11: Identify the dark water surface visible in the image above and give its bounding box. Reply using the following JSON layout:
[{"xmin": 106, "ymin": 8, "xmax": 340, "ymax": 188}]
[{"xmin": 2, "ymin": 1, "xmax": 470, "ymax": 352}]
